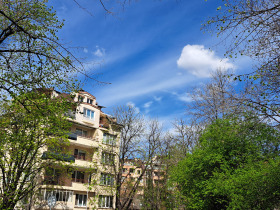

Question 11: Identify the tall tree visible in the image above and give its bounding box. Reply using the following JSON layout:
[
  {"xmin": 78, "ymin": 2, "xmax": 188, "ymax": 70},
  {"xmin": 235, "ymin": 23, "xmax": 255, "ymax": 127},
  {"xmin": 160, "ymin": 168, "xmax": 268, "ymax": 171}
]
[
  {"xmin": 171, "ymin": 115, "xmax": 280, "ymax": 209},
  {"xmin": 111, "ymin": 106, "xmax": 162, "ymax": 210},
  {"xmin": 0, "ymin": 91, "xmax": 73, "ymax": 210},
  {"xmin": 0, "ymin": 0, "xmax": 85, "ymax": 101},
  {"xmin": 187, "ymin": 69, "xmax": 248, "ymax": 125},
  {"xmin": 205, "ymin": 0, "xmax": 280, "ymax": 124}
]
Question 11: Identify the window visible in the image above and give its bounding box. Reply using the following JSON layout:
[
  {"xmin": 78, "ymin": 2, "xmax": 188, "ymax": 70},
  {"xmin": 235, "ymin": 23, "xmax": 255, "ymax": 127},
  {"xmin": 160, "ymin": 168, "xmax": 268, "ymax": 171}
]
[
  {"xmin": 44, "ymin": 190, "xmax": 73, "ymax": 202},
  {"xmin": 99, "ymin": 195, "xmax": 113, "ymax": 208},
  {"xmin": 87, "ymin": 98, "xmax": 93, "ymax": 104},
  {"xmin": 83, "ymin": 108, "xmax": 94, "ymax": 120},
  {"xmin": 74, "ymin": 149, "xmax": 86, "ymax": 160},
  {"xmin": 75, "ymin": 128, "xmax": 88, "ymax": 137},
  {"xmin": 100, "ymin": 173, "xmax": 114, "ymax": 186},
  {"xmin": 78, "ymin": 96, "xmax": 84, "ymax": 102},
  {"xmin": 44, "ymin": 168, "xmax": 61, "ymax": 185},
  {"xmin": 137, "ymin": 170, "xmax": 141, "ymax": 175},
  {"xmin": 72, "ymin": 171, "xmax": 85, "ymax": 183},
  {"xmin": 101, "ymin": 152, "xmax": 114, "ymax": 165},
  {"xmin": 129, "ymin": 168, "xmax": 135, "ymax": 173},
  {"xmin": 76, "ymin": 194, "xmax": 87, "ymax": 207},
  {"xmin": 103, "ymin": 133, "xmax": 117, "ymax": 145}
]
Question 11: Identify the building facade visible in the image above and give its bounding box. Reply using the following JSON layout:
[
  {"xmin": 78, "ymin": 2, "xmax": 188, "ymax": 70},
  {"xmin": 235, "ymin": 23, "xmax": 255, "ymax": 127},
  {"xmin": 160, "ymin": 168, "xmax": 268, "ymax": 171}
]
[{"xmin": 37, "ymin": 90, "xmax": 121, "ymax": 209}]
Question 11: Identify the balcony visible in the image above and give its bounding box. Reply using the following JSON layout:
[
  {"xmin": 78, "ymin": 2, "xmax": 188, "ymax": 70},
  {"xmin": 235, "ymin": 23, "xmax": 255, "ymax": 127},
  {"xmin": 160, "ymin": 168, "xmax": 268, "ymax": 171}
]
[
  {"xmin": 43, "ymin": 176, "xmax": 60, "ymax": 185},
  {"xmin": 65, "ymin": 110, "xmax": 76, "ymax": 120},
  {"xmin": 74, "ymin": 154, "xmax": 86, "ymax": 160},
  {"xmin": 68, "ymin": 132, "xmax": 78, "ymax": 140},
  {"xmin": 42, "ymin": 151, "xmax": 75, "ymax": 162},
  {"xmin": 71, "ymin": 178, "xmax": 86, "ymax": 184},
  {"xmin": 69, "ymin": 134, "xmax": 99, "ymax": 148}
]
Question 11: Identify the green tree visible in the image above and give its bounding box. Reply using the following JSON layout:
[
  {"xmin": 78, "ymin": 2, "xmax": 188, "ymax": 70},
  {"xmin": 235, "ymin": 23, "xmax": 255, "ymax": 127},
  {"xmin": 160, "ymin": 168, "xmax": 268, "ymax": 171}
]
[
  {"xmin": 0, "ymin": 0, "xmax": 82, "ymax": 101},
  {"xmin": 171, "ymin": 115, "xmax": 280, "ymax": 209},
  {"xmin": 0, "ymin": 91, "xmax": 74, "ymax": 210}
]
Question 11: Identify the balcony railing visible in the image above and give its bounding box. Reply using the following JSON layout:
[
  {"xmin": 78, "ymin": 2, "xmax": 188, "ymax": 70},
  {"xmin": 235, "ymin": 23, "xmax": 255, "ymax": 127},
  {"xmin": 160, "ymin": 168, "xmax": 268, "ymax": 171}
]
[
  {"xmin": 76, "ymin": 133, "xmax": 96, "ymax": 141},
  {"xmin": 68, "ymin": 133, "xmax": 78, "ymax": 140},
  {"xmin": 72, "ymin": 178, "xmax": 86, "ymax": 183},
  {"xmin": 42, "ymin": 151, "xmax": 75, "ymax": 162},
  {"xmin": 43, "ymin": 176, "xmax": 59, "ymax": 185},
  {"xmin": 74, "ymin": 154, "xmax": 86, "ymax": 160},
  {"xmin": 65, "ymin": 110, "xmax": 76, "ymax": 120}
]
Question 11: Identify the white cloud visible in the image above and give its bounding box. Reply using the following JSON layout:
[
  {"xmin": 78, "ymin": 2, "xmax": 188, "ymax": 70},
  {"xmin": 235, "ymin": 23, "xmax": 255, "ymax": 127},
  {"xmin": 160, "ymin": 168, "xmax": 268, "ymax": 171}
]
[
  {"xmin": 177, "ymin": 93, "xmax": 193, "ymax": 103},
  {"xmin": 126, "ymin": 101, "xmax": 140, "ymax": 113},
  {"xmin": 143, "ymin": 101, "xmax": 153, "ymax": 108},
  {"xmin": 93, "ymin": 46, "xmax": 106, "ymax": 57},
  {"xmin": 83, "ymin": 48, "xmax": 88, "ymax": 53},
  {"xmin": 171, "ymin": 91, "xmax": 193, "ymax": 103},
  {"xmin": 94, "ymin": 56, "xmax": 197, "ymax": 106},
  {"xmin": 153, "ymin": 96, "xmax": 162, "ymax": 102},
  {"xmin": 177, "ymin": 45, "xmax": 235, "ymax": 77}
]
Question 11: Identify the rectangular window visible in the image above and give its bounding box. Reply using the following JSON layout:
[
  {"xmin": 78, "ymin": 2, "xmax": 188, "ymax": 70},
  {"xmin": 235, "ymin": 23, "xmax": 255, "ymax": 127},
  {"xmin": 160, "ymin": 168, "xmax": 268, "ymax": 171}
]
[
  {"xmin": 76, "ymin": 194, "xmax": 87, "ymax": 207},
  {"xmin": 87, "ymin": 98, "xmax": 93, "ymax": 104},
  {"xmin": 129, "ymin": 168, "xmax": 135, "ymax": 173},
  {"xmin": 101, "ymin": 152, "xmax": 114, "ymax": 165},
  {"xmin": 44, "ymin": 190, "xmax": 73, "ymax": 202},
  {"xmin": 99, "ymin": 195, "xmax": 113, "ymax": 208},
  {"xmin": 75, "ymin": 128, "xmax": 88, "ymax": 137},
  {"xmin": 137, "ymin": 170, "xmax": 141, "ymax": 175},
  {"xmin": 72, "ymin": 171, "xmax": 85, "ymax": 183},
  {"xmin": 83, "ymin": 108, "xmax": 94, "ymax": 120},
  {"xmin": 103, "ymin": 133, "xmax": 117, "ymax": 145},
  {"xmin": 44, "ymin": 168, "xmax": 60, "ymax": 185},
  {"xmin": 100, "ymin": 173, "xmax": 114, "ymax": 186},
  {"xmin": 78, "ymin": 96, "xmax": 84, "ymax": 102},
  {"xmin": 74, "ymin": 149, "xmax": 86, "ymax": 160}
]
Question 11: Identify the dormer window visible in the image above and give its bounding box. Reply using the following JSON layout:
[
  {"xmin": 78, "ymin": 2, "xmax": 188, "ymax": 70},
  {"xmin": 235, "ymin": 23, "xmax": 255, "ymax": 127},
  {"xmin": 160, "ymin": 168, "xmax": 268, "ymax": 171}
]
[
  {"xmin": 87, "ymin": 98, "xmax": 93, "ymax": 105},
  {"xmin": 78, "ymin": 96, "xmax": 84, "ymax": 102}
]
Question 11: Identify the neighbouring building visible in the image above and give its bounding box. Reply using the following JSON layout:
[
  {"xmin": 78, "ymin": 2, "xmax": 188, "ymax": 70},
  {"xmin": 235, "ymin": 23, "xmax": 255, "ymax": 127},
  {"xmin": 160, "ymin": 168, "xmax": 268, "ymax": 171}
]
[
  {"xmin": 120, "ymin": 157, "xmax": 166, "ymax": 210},
  {"xmin": 37, "ymin": 89, "xmax": 121, "ymax": 209},
  {"xmin": 121, "ymin": 158, "xmax": 145, "ymax": 209}
]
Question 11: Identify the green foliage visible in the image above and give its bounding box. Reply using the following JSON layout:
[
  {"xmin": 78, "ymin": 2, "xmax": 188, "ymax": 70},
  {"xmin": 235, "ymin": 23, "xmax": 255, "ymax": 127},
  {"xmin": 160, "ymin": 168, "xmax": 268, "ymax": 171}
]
[
  {"xmin": 0, "ymin": 92, "xmax": 73, "ymax": 209},
  {"xmin": 171, "ymin": 115, "xmax": 280, "ymax": 209},
  {"xmin": 0, "ymin": 0, "xmax": 80, "ymax": 101}
]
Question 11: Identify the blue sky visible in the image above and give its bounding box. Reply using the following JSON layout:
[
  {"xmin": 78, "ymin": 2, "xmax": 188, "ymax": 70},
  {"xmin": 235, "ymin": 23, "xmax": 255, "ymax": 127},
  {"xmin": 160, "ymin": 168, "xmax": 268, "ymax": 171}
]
[{"xmin": 50, "ymin": 0, "xmax": 253, "ymax": 128}]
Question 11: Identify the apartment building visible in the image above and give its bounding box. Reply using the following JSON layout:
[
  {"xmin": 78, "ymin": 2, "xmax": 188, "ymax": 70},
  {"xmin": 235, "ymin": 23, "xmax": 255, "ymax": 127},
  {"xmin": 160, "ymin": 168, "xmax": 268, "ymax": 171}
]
[
  {"xmin": 37, "ymin": 90, "xmax": 121, "ymax": 209},
  {"xmin": 120, "ymin": 157, "xmax": 166, "ymax": 210},
  {"xmin": 121, "ymin": 159, "xmax": 145, "ymax": 210}
]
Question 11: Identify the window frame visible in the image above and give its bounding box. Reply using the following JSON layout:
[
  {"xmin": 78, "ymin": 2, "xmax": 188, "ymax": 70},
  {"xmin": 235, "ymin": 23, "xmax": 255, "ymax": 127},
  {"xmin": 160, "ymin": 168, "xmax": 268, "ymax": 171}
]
[
  {"xmin": 103, "ymin": 133, "xmax": 117, "ymax": 146},
  {"xmin": 83, "ymin": 108, "xmax": 95, "ymax": 120},
  {"xmin": 75, "ymin": 128, "xmax": 88, "ymax": 137},
  {"xmin": 74, "ymin": 149, "xmax": 86, "ymax": 160},
  {"xmin": 101, "ymin": 152, "xmax": 114, "ymax": 165},
  {"xmin": 72, "ymin": 171, "xmax": 85, "ymax": 183},
  {"xmin": 87, "ymin": 98, "xmax": 93, "ymax": 104},
  {"xmin": 75, "ymin": 194, "xmax": 87, "ymax": 207},
  {"xmin": 100, "ymin": 173, "xmax": 114, "ymax": 186},
  {"xmin": 99, "ymin": 195, "xmax": 113, "ymax": 208}
]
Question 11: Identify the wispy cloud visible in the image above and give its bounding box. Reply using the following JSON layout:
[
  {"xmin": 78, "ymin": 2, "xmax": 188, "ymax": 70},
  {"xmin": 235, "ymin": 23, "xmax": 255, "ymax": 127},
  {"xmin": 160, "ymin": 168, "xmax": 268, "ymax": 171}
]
[
  {"xmin": 94, "ymin": 56, "xmax": 197, "ymax": 106},
  {"xmin": 143, "ymin": 101, "xmax": 153, "ymax": 108},
  {"xmin": 171, "ymin": 92, "xmax": 193, "ymax": 103},
  {"xmin": 153, "ymin": 96, "xmax": 162, "ymax": 102},
  {"xmin": 177, "ymin": 45, "xmax": 235, "ymax": 77},
  {"xmin": 93, "ymin": 46, "xmax": 106, "ymax": 57}
]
